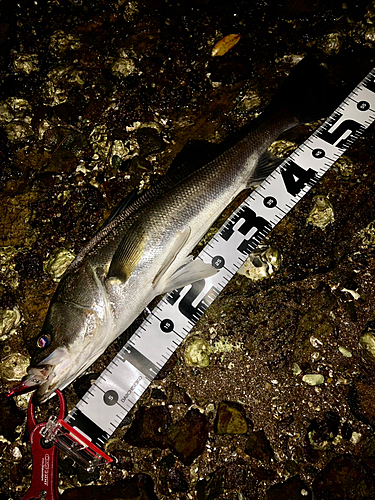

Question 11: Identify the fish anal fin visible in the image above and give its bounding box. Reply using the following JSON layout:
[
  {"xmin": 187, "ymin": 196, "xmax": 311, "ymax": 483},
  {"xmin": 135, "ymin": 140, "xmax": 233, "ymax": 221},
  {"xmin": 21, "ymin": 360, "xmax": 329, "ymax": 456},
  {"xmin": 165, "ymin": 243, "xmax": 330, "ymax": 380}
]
[{"xmin": 247, "ymin": 151, "xmax": 284, "ymax": 187}]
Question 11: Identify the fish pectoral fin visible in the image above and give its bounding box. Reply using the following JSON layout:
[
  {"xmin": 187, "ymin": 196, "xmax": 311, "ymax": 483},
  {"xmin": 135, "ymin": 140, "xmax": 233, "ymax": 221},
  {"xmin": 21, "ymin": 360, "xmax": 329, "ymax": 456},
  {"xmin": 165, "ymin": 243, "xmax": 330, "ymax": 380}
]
[
  {"xmin": 247, "ymin": 151, "xmax": 284, "ymax": 187},
  {"xmin": 154, "ymin": 255, "xmax": 218, "ymax": 295},
  {"xmin": 107, "ymin": 225, "xmax": 146, "ymax": 282}
]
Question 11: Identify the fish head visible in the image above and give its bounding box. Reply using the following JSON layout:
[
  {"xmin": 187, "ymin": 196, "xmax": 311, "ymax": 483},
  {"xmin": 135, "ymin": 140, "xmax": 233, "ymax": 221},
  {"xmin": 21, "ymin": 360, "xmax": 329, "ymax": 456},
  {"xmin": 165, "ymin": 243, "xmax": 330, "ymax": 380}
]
[{"xmin": 9, "ymin": 298, "xmax": 109, "ymax": 403}]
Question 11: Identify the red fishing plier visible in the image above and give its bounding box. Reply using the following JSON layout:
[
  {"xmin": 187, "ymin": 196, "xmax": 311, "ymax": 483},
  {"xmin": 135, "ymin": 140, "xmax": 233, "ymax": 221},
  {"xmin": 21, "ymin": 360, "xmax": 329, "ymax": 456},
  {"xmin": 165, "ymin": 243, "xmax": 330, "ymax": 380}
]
[{"xmin": 21, "ymin": 390, "xmax": 65, "ymax": 500}]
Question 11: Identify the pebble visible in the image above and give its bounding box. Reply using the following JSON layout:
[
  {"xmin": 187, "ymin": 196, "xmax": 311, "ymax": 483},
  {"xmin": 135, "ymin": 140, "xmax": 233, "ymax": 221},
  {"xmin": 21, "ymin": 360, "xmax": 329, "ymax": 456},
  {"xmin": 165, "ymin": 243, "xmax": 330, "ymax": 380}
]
[
  {"xmin": 338, "ymin": 346, "xmax": 352, "ymax": 357},
  {"xmin": 60, "ymin": 473, "xmax": 158, "ymax": 500},
  {"xmin": 124, "ymin": 405, "xmax": 172, "ymax": 449},
  {"xmin": 167, "ymin": 466, "xmax": 189, "ymax": 493},
  {"xmin": 43, "ymin": 248, "xmax": 75, "ymax": 282},
  {"xmin": 168, "ymin": 409, "xmax": 209, "ymax": 465},
  {"xmin": 306, "ymin": 195, "xmax": 334, "ymax": 230},
  {"xmin": 13, "ymin": 53, "xmax": 39, "ymax": 75},
  {"xmin": 5, "ymin": 121, "xmax": 34, "ymax": 143},
  {"xmin": 245, "ymin": 429, "xmax": 274, "ymax": 463},
  {"xmin": 302, "ymin": 374, "xmax": 324, "ymax": 386},
  {"xmin": 359, "ymin": 331, "xmax": 375, "ymax": 361},
  {"xmin": 312, "ymin": 455, "xmax": 375, "ymax": 498},
  {"xmin": 184, "ymin": 336, "xmax": 211, "ymax": 368},
  {"xmin": 266, "ymin": 475, "xmax": 312, "ymax": 500},
  {"xmin": 0, "ymin": 306, "xmax": 22, "ymax": 338},
  {"xmin": 214, "ymin": 401, "xmax": 248, "ymax": 435},
  {"xmin": 237, "ymin": 244, "xmax": 280, "ymax": 281},
  {"xmin": 0, "ymin": 353, "xmax": 29, "ymax": 381},
  {"xmin": 348, "ymin": 379, "xmax": 375, "ymax": 427}
]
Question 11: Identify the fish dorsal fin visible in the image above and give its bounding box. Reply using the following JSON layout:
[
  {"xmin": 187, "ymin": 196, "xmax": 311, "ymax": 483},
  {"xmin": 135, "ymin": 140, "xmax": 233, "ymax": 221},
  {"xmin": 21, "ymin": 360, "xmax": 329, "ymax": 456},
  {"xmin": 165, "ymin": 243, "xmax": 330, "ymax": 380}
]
[
  {"xmin": 247, "ymin": 151, "xmax": 284, "ymax": 187},
  {"xmin": 152, "ymin": 227, "xmax": 217, "ymax": 295},
  {"xmin": 98, "ymin": 188, "xmax": 140, "ymax": 233},
  {"xmin": 107, "ymin": 225, "xmax": 147, "ymax": 282}
]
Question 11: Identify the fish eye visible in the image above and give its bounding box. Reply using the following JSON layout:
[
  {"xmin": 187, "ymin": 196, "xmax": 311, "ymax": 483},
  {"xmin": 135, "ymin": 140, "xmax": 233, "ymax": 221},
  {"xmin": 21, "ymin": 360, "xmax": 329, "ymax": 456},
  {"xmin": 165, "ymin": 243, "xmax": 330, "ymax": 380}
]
[{"xmin": 37, "ymin": 334, "xmax": 51, "ymax": 348}]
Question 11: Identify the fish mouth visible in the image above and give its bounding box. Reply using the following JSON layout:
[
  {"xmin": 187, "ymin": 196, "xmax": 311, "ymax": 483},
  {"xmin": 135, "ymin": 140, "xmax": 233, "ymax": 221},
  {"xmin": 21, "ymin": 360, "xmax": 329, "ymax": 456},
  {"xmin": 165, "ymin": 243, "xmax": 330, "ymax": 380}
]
[{"xmin": 7, "ymin": 365, "xmax": 54, "ymax": 400}]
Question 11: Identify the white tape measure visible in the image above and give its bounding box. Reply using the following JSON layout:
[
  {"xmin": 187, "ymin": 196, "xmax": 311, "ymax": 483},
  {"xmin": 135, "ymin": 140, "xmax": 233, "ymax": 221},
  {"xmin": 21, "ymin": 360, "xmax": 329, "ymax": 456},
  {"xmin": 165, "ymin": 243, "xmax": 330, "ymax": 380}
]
[{"xmin": 43, "ymin": 67, "xmax": 375, "ymax": 470}]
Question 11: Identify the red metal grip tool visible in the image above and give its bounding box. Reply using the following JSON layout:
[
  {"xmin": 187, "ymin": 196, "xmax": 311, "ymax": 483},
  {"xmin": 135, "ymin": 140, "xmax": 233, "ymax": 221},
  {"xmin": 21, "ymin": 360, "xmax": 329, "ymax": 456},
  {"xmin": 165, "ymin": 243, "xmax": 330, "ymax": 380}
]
[{"xmin": 21, "ymin": 390, "xmax": 66, "ymax": 500}]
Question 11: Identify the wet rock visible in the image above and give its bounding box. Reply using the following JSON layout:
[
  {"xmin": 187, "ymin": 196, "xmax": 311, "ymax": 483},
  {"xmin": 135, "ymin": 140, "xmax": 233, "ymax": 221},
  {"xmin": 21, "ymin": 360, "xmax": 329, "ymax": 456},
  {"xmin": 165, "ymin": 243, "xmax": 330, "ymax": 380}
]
[
  {"xmin": 158, "ymin": 453, "xmax": 175, "ymax": 470},
  {"xmin": 312, "ymin": 455, "xmax": 375, "ymax": 499},
  {"xmin": 60, "ymin": 473, "xmax": 158, "ymax": 500},
  {"xmin": 238, "ymin": 244, "xmax": 281, "ymax": 281},
  {"xmin": 167, "ymin": 408, "xmax": 209, "ymax": 465},
  {"xmin": 136, "ymin": 127, "xmax": 164, "ymax": 156},
  {"xmin": 285, "ymin": 460, "xmax": 300, "ymax": 475},
  {"xmin": 166, "ymin": 382, "xmax": 192, "ymax": 405},
  {"xmin": 167, "ymin": 466, "xmax": 188, "ymax": 493},
  {"xmin": 0, "ymin": 353, "xmax": 29, "ymax": 381},
  {"xmin": 302, "ymin": 374, "xmax": 324, "ymax": 386},
  {"xmin": 305, "ymin": 411, "xmax": 340, "ymax": 452},
  {"xmin": 111, "ymin": 51, "xmax": 136, "ymax": 79},
  {"xmin": 245, "ymin": 429, "xmax": 274, "ymax": 463},
  {"xmin": 214, "ymin": 401, "xmax": 248, "ymax": 435},
  {"xmin": 317, "ymin": 33, "xmax": 343, "ymax": 55},
  {"xmin": 349, "ymin": 379, "xmax": 375, "ymax": 428},
  {"xmin": 124, "ymin": 406, "xmax": 172, "ymax": 449},
  {"xmin": 150, "ymin": 388, "xmax": 167, "ymax": 400},
  {"xmin": 266, "ymin": 475, "xmax": 312, "ymax": 500},
  {"xmin": 359, "ymin": 331, "xmax": 375, "ymax": 363},
  {"xmin": 0, "ymin": 102, "xmax": 14, "ymax": 123},
  {"xmin": 196, "ymin": 471, "xmax": 224, "ymax": 500},
  {"xmin": 197, "ymin": 461, "xmax": 258, "ymax": 499},
  {"xmin": 49, "ymin": 30, "xmax": 81, "ymax": 57},
  {"xmin": 0, "ymin": 393, "xmax": 25, "ymax": 441},
  {"xmin": 0, "ymin": 306, "xmax": 22, "ymax": 337},
  {"xmin": 13, "ymin": 53, "xmax": 39, "ymax": 75},
  {"xmin": 47, "ymin": 148, "xmax": 78, "ymax": 174},
  {"xmin": 184, "ymin": 336, "xmax": 211, "ymax": 368},
  {"xmin": 361, "ymin": 434, "xmax": 375, "ymax": 470},
  {"xmin": 114, "ymin": 449, "xmax": 133, "ymax": 471},
  {"xmin": 43, "ymin": 248, "xmax": 75, "ymax": 282},
  {"xmin": 5, "ymin": 121, "xmax": 34, "ymax": 143},
  {"xmin": 338, "ymin": 345, "xmax": 352, "ymax": 357}
]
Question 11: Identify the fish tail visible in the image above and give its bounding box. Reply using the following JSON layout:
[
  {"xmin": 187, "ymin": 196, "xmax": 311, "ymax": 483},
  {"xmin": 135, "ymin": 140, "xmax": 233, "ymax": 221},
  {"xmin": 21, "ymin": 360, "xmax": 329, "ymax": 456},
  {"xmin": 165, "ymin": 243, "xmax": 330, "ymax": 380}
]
[{"xmin": 267, "ymin": 56, "xmax": 332, "ymax": 123}]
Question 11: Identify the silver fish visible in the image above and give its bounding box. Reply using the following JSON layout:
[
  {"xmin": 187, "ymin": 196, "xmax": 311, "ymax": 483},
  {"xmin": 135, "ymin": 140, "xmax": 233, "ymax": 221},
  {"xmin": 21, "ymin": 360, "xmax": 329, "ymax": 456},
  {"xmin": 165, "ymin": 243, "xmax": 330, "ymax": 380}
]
[{"xmin": 10, "ymin": 57, "xmax": 329, "ymax": 402}]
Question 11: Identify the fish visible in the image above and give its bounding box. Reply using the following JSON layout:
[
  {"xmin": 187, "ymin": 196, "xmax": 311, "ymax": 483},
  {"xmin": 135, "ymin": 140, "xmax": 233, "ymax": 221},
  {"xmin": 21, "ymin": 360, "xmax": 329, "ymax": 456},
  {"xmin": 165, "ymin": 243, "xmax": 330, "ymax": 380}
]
[{"xmin": 9, "ymin": 57, "xmax": 330, "ymax": 403}]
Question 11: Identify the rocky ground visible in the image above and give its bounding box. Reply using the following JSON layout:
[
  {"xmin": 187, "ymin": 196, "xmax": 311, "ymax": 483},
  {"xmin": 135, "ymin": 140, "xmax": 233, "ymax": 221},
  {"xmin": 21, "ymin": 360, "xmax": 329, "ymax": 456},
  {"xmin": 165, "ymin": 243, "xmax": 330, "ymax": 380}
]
[{"xmin": 1, "ymin": 0, "xmax": 375, "ymax": 499}]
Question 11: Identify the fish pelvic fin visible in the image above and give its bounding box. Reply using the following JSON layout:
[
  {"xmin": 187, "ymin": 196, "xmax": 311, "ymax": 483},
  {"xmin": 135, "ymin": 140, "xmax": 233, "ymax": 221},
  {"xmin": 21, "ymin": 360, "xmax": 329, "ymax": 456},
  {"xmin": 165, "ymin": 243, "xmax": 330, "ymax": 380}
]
[
  {"xmin": 153, "ymin": 227, "xmax": 217, "ymax": 295},
  {"xmin": 154, "ymin": 255, "xmax": 218, "ymax": 295}
]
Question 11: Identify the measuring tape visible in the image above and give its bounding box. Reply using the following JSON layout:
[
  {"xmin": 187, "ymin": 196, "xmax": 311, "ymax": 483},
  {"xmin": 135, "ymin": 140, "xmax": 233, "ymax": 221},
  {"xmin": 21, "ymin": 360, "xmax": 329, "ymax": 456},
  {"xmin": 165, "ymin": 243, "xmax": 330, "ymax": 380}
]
[{"xmin": 43, "ymin": 67, "xmax": 375, "ymax": 470}]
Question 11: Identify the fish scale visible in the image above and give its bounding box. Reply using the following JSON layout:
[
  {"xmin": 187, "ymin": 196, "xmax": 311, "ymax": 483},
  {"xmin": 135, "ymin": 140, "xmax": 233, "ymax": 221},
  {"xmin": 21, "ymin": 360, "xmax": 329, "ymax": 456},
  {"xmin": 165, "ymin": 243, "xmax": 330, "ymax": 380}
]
[{"xmin": 40, "ymin": 66, "xmax": 375, "ymax": 470}]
